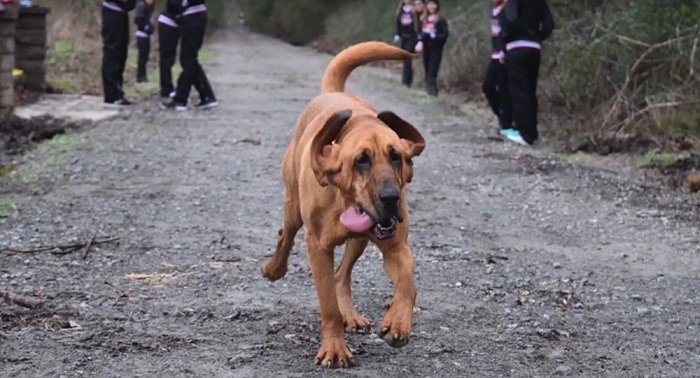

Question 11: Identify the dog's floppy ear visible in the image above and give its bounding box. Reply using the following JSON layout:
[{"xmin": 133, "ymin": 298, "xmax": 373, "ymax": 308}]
[
  {"xmin": 377, "ymin": 111, "xmax": 426, "ymax": 158},
  {"xmin": 310, "ymin": 109, "xmax": 352, "ymax": 187},
  {"xmin": 378, "ymin": 111, "xmax": 425, "ymax": 183}
]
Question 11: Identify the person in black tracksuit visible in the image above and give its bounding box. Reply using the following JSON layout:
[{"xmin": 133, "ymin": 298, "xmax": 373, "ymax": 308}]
[
  {"xmin": 482, "ymin": 0, "xmax": 511, "ymax": 134},
  {"xmin": 102, "ymin": 0, "xmax": 137, "ymax": 105},
  {"xmin": 134, "ymin": 0, "xmax": 154, "ymax": 83},
  {"xmin": 161, "ymin": 0, "xmax": 217, "ymax": 110},
  {"xmin": 498, "ymin": 0, "xmax": 554, "ymax": 145},
  {"xmin": 416, "ymin": 0, "xmax": 448, "ymax": 96},
  {"xmin": 158, "ymin": 0, "xmax": 183, "ymax": 98},
  {"xmin": 394, "ymin": 0, "xmax": 421, "ymax": 87}
]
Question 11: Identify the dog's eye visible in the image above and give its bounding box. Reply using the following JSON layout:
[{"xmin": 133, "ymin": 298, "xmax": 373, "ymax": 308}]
[
  {"xmin": 355, "ymin": 153, "xmax": 371, "ymax": 170},
  {"xmin": 389, "ymin": 150, "xmax": 402, "ymax": 165}
]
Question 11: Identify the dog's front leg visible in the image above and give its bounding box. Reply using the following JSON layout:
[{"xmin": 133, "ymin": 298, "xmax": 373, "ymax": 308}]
[
  {"xmin": 335, "ymin": 238, "xmax": 372, "ymax": 334},
  {"xmin": 306, "ymin": 233, "xmax": 354, "ymax": 368},
  {"xmin": 377, "ymin": 242, "xmax": 416, "ymax": 348}
]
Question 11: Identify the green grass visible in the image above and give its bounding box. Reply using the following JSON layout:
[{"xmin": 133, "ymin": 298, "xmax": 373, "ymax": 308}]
[
  {"xmin": 39, "ymin": 133, "xmax": 81, "ymax": 151},
  {"xmin": 46, "ymin": 39, "xmax": 101, "ymax": 94},
  {"xmin": 37, "ymin": 134, "xmax": 81, "ymax": 167},
  {"xmin": 0, "ymin": 163, "xmax": 16, "ymax": 179},
  {"xmin": 52, "ymin": 41, "xmax": 75, "ymax": 58},
  {"xmin": 0, "ymin": 197, "xmax": 13, "ymax": 218},
  {"xmin": 636, "ymin": 151, "xmax": 682, "ymax": 168},
  {"xmin": 12, "ymin": 134, "xmax": 83, "ymax": 184},
  {"xmin": 199, "ymin": 48, "xmax": 215, "ymax": 64}
]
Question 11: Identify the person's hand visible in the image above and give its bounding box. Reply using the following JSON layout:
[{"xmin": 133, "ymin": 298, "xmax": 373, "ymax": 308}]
[
  {"xmin": 415, "ymin": 41, "xmax": 423, "ymax": 53},
  {"xmin": 393, "ymin": 35, "xmax": 401, "ymax": 44},
  {"xmin": 497, "ymin": 51, "xmax": 506, "ymax": 64}
]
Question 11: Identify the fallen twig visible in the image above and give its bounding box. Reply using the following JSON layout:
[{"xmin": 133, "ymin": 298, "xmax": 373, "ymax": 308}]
[
  {"xmin": 265, "ymin": 324, "xmax": 287, "ymax": 336},
  {"xmin": 82, "ymin": 225, "xmax": 102, "ymax": 260},
  {"xmin": 0, "ymin": 291, "xmax": 45, "ymax": 309},
  {"xmin": 1, "ymin": 237, "xmax": 120, "ymax": 255},
  {"xmin": 124, "ymin": 271, "xmax": 195, "ymax": 284},
  {"xmin": 232, "ymin": 138, "xmax": 261, "ymax": 146},
  {"xmin": 211, "ymin": 256, "xmax": 242, "ymax": 263}
]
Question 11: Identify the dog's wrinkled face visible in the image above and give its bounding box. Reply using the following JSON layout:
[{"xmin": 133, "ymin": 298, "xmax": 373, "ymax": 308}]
[{"xmin": 311, "ymin": 110, "xmax": 425, "ymax": 240}]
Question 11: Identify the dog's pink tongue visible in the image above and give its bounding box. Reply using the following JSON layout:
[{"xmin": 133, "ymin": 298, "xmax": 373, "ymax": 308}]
[{"xmin": 340, "ymin": 207, "xmax": 374, "ymax": 233}]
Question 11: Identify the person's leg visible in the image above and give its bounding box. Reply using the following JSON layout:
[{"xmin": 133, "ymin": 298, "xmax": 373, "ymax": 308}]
[
  {"xmin": 194, "ymin": 65, "xmax": 216, "ymax": 103},
  {"xmin": 173, "ymin": 13, "xmax": 206, "ymax": 106},
  {"xmin": 426, "ymin": 47, "xmax": 442, "ymax": 96},
  {"xmin": 527, "ymin": 50, "xmax": 542, "ymax": 142},
  {"xmin": 136, "ymin": 36, "xmax": 149, "ymax": 82},
  {"xmin": 191, "ymin": 13, "xmax": 216, "ymax": 104},
  {"xmin": 482, "ymin": 59, "xmax": 500, "ymax": 117},
  {"xmin": 496, "ymin": 60, "xmax": 512, "ymax": 128},
  {"xmin": 400, "ymin": 37, "xmax": 414, "ymax": 87},
  {"xmin": 159, "ymin": 23, "xmax": 179, "ymax": 97},
  {"xmin": 422, "ymin": 45, "xmax": 430, "ymax": 90},
  {"xmin": 115, "ymin": 15, "xmax": 129, "ymax": 94},
  {"xmin": 514, "ymin": 49, "xmax": 539, "ymax": 144},
  {"xmin": 506, "ymin": 48, "xmax": 533, "ymax": 144},
  {"xmin": 101, "ymin": 9, "xmax": 125, "ymax": 102},
  {"xmin": 144, "ymin": 35, "xmax": 151, "ymax": 78}
]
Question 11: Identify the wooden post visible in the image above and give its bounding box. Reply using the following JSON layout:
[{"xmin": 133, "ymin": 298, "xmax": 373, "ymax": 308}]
[
  {"xmin": 0, "ymin": 1, "xmax": 19, "ymax": 116},
  {"xmin": 16, "ymin": 6, "xmax": 50, "ymax": 92}
]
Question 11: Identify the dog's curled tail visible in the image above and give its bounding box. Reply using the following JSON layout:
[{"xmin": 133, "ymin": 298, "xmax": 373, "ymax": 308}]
[{"xmin": 321, "ymin": 41, "xmax": 416, "ymax": 94}]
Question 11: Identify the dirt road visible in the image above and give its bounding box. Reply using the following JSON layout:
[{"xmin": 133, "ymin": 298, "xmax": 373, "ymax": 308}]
[{"xmin": 2, "ymin": 28, "xmax": 700, "ymax": 378}]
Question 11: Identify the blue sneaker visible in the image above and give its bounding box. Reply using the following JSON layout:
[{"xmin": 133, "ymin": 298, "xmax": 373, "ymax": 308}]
[
  {"xmin": 499, "ymin": 128, "xmax": 517, "ymax": 137},
  {"xmin": 501, "ymin": 129, "xmax": 531, "ymax": 146}
]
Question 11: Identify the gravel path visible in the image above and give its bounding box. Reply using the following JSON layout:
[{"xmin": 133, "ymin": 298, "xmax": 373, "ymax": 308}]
[{"xmin": 1, "ymin": 28, "xmax": 699, "ymax": 378}]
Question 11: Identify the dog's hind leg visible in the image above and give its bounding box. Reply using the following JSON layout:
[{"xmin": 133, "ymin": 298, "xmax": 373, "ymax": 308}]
[
  {"xmin": 262, "ymin": 188, "xmax": 303, "ymax": 281},
  {"xmin": 334, "ymin": 238, "xmax": 371, "ymax": 333}
]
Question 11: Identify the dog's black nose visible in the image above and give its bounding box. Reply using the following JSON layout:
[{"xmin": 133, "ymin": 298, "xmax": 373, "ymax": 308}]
[{"xmin": 379, "ymin": 187, "xmax": 400, "ymax": 206}]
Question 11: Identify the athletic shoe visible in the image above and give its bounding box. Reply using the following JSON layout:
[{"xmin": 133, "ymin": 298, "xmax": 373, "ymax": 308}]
[
  {"xmin": 195, "ymin": 98, "xmax": 218, "ymax": 110},
  {"xmin": 105, "ymin": 98, "xmax": 133, "ymax": 106},
  {"xmin": 499, "ymin": 128, "xmax": 516, "ymax": 138},
  {"xmin": 501, "ymin": 129, "xmax": 531, "ymax": 146},
  {"xmin": 160, "ymin": 100, "xmax": 187, "ymax": 111}
]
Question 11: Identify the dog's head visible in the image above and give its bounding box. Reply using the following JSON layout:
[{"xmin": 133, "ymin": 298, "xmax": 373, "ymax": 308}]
[{"xmin": 310, "ymin": 109, "xmax": 425, "ymax": 240}]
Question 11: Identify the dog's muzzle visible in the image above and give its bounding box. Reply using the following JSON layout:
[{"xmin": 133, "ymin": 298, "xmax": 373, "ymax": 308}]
[{"xmin": 373, "ymin": 187, "xmax": 402, "ymax": 240}]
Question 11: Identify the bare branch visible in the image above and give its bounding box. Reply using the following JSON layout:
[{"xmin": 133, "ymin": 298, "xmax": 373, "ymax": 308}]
[
  {"xmin": 2, "ymin": 237, "xmax": 120, "ymax": 255},
  {"xmin": 0, "ymin": 291, "xmax": 44, "ymax": 309}
]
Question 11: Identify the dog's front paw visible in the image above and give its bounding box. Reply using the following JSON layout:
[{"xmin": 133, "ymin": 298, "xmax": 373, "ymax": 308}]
[
  {"xmin": 342, "ymin": 309, "xmax": 372, "ymax": 334},
  {"xmin": 315, "ymin": 337, "xmax": 355, "ymax": 368},
  {"xmin": 261, "ymin": 259, "xmax": 287, "ymax": 281},
  {"xmin": 378, "ymin": 302, "xmax": 413, "ymax": 348}
]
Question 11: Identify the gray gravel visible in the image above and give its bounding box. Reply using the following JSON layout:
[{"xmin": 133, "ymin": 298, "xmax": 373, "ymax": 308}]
[{"xmin": 1, "ymin": 29, "xmax": 700, "ymax": 378}]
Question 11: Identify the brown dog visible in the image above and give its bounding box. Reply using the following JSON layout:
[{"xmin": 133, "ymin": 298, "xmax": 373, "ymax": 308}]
[{"xmin": 261, "ymin": 41, "xmax": 426, "ymax": 368}]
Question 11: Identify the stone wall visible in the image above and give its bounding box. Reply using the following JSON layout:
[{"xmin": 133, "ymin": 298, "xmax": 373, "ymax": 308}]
[
  {"xmin": 0, "ymin": 2, "xmax": 18, "ymax": 116},
  {"xmin": 16, "ymin": 6, "xmax": 49, "ymax": 92}
]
